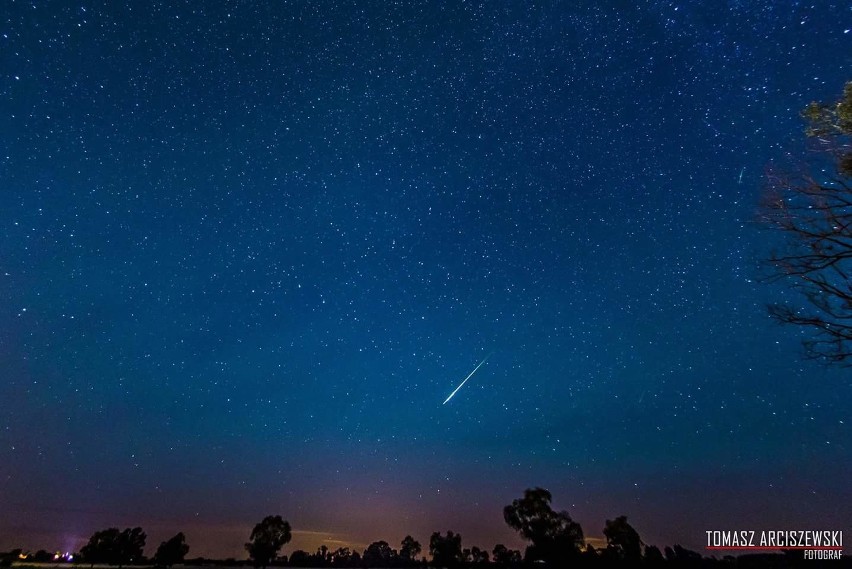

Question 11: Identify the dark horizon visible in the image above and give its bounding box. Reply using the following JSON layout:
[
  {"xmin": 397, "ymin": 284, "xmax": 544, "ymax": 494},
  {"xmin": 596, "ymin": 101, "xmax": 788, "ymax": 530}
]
[
  {"xmin": 4, "ymin": 488, "xmax": 850, "ymax": 560},
  {"xmin": 5, "ymin": 507, "xmax": 849, "ymax": 564},
  {"xmin": 1, "ymin": 0, "xmax": 850, "ymax": 562}
]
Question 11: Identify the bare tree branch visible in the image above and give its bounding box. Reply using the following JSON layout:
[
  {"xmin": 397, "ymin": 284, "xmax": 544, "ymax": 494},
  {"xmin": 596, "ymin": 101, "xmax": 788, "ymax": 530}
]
[{"xmin": 759, "ymin": 81, "xmax": 852, "ymax": 365}]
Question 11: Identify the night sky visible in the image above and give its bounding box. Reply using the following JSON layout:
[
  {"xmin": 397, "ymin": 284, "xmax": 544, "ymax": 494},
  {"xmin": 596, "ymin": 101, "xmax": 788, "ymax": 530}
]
[{"xmin": 1, "ymin": 0, "xmax": 851, "ymax": 560}]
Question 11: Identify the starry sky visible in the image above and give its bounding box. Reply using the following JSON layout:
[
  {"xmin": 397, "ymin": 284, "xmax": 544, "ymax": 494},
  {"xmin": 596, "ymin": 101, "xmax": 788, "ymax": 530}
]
[{"xmin": 1, "ymin": 0, "xmax": 851, "ymax": 560}]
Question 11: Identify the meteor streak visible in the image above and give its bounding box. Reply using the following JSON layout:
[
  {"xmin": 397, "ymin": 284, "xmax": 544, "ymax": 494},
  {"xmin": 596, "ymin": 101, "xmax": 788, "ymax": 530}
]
[{"xmin": 442, "ymin": 353, "xmax": 492, "ymax": 405}]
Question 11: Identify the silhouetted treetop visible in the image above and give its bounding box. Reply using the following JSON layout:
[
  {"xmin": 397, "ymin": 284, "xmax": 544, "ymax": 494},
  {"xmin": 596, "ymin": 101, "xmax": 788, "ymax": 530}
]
[
  {"xmin": 503, "ymin": 488, "xmax": 584, "ymax": 566},
  {"xmin": 491, "ymin": 544, "xmax": 521, "ymax": 567},
  {"xmin": 399, "ymin": 536, "xmax": 421, "ymax": 563},
  {"xmin": 603, "ymin": 516, "xmax": 643, "ymax": 562},
  {"xmin": 80, "ymin": 527, "xmax": 146, "ymax": 567},
  {"xmin": 245, "ymin": 515, "xmax": 292, "ymax": 569},
  {"xmin": 429, "ymin": 531, "xmax": 462, "ymax": 567},
  {"xmin": 363, "ymin": 541, "xmax": 396, "ymax": 568},
  {"xmin": 154, "ymin": 532, "xmax": 189, "ymax": 568}
]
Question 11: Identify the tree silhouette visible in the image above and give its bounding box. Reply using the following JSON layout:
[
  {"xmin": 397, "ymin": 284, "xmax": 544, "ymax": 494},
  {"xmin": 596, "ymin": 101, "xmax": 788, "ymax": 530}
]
[
  {"xmin": 399, "ymin": 536, "xmax": 421, "ymax": 564},
  {"xmin": 468, "ymin": 547, "xmax": 488, "ymax": 564},
  {"xmin": 245, "ymin": 515, "xmax": 292, "ymax": 569},
  {"xmin": 288, "ymin": 550, "xmax": 311, "ymax": 567},
  {"xmin": 362, "ymin": 541, "xmax": 396, "ymax": 568},
  {"xmin": 643, "ymin": 544, "xmax": 664, "ymax": 565},
  {"xmin": 154, "ymin": 533, "xmax": 189, "ymax": 568},
  {"xmin": 32, "ymin": 550, "xmax": 53, "ymax": 563},
  {"xmin": 80, "ymin": 527, "xmax": 146, "ymax": 567},
  {"xmin": 428, "ymin": 531, "xmax": 462, "ymax": 567},
  {"xmin": 603, "ymin": 515, "xmax": 643, "ymax": 562},
  {"xmin": 0, "ymin": 549, "xmax": 22, "ymax": 567},
  {"xmin": 1, "ymin": 550, "xmax": 22, "ymax": 568},
  {"xmin": 329, "ymin": 547, "xmax": 353, "ymax": 567},
  {"xmin": 503, "ymin": 488, "xmax": 584, "ymax": 566},
  {"xmin": 759, "ymin": 80, "xmax": 852, "ymax": 364},
  {"xmin": 490, "ymin": 545, "xmax": 521, "ymax": 566}
]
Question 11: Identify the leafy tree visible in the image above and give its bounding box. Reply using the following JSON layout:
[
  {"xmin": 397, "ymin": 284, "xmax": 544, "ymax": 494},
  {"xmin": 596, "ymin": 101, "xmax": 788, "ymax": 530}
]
[
  {"xmin": 490, "ymin": 545, "xmax": 521, "ymax": 566},
  {"xmin": 468, "ymin": 547, "xmax": 488, "ymax": 564},
  {"xmin": 154, "ymin": 533, "xmax": 189, "ymax": 567},
  {"xmin": 760, "ymin": 80, "xmax": 852, "ymax": 364},
  {"xmin": 288, "ymin": 550, "xmax": 312, "ymax": 567},
  {"xmin": 429, "ymin": 532, "xmax": 462, "ymax": 567},
  {"xmin": 0, "ymin": 549, "xmax": 22, "ymax": 567},
  {"xmin": 399, "ymin": 536, "xmax": 421, "ymax": 564},
  {"xmin": 801, "ymin": 82, "xmax": 852, "ymax": 139},
  {"xmin": 580, "ymin": 544, "xmax": 598, "ymax": 562},
  {"xmin": 245, "ymin": 515, "xmax": 292, "ymax": 569},
  {"xmin": 644, "ymin": 545, "xmax": 664, "ymax": 565},
  {"xmin": 503, "ymin": 488, "xmax": 584, "ymax": 566},
  {"xmin": 81, "ymin": 528, "xmax": 120, "ymax": 565},
  {"xmin": 119, "ymin": 527, "xmax": 147, "ymax": 565},
  {"xmin": 602, "ymin": 515, "xmax": 642, "ymax": 562},
  {"xmin": 317, "ymin": 545, "xmax": 330, "ymax": 565},
  {"xmin": 329, "ymin": 547, "xmax": 353, "ymax": 566},
  {"xmin": 362, "ymin": 541, "xmax": 396, "ymax": 568},
  {"xmin": 81, "ymin": 527, "xmax": 146, "ymax": 567}
]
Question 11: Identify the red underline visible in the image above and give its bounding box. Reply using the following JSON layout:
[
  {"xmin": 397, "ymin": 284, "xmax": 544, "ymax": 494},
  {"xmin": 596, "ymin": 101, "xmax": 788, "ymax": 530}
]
[{"xmin": 705, "ymin": 546, "xmax": 844, "ymax": 550}]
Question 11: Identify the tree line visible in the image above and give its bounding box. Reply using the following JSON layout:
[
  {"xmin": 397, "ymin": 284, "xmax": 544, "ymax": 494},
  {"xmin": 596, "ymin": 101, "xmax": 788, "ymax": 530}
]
[{"xmin": 2, "ymin": 488, "xmax": 825, "ymax": 568}]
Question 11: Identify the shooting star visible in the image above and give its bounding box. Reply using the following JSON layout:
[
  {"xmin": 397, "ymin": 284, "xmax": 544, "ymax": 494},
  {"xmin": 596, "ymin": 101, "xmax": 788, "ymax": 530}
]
[
  {"xmin": 442, "ymin": 353, "xmax": 492, "ymax": 405},
  {"xmin": 738, "ymin": 166, "xmax": 745, "ymax": 184}
]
